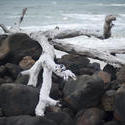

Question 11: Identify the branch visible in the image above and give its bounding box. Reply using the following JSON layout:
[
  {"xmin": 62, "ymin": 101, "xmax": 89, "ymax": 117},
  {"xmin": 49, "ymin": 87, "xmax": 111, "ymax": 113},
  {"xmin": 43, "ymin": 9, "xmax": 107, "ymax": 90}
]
[
  {"xmin": 21, "ymin": 35, "xmax": 76, "ymax": 116},
  {"xmin": 18, "ymin": 8, "xmax": 27, "ymax": 27},
  {"xmin": 53, "ymin": 38, "xmax": 125, "ymax": 66},
  {"xmin": 0, "ymin": 24, "xmax": 11, "ymax": 33}
]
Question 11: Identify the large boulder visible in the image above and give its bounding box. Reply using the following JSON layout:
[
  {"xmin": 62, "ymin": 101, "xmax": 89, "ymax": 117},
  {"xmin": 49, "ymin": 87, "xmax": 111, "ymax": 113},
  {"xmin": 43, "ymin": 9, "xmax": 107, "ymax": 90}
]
[
  {"xmin": 46, "ymin": 112, "xmax": 74, "ymax": 125},
  {"xmin": 0, "ymin": 34, "xmax": 9, "ymax": 64},
  {"xmin": 19, "ymin": 56, "xmax": 35, "ymax": 70},
  {"xmin": 116, "ymin": 65, "xmax": 125, "ymax": 84},
  {"xmin": 104, "ymin": 121, "xmax": 120, "ymax": 125},
  {"xmin": 76, "ymin": 108, "xmax": 105, "ymax": 125},
  {"xmin": 97, "ymin": 71, "xmax": 111, "ymax": 84},
  {"xmin": 63, "ymin": 74, "xmax": 104, "ymax": 112},
  {"xmin": 56, "ymin": 54, "xmax": 95, "ymax": 75},
  {"xmin": 5, "ymin": 63, "xmax": 22, "ymax": 80},
  {"xmin": 103, "ymin": 64, "xmax": 117, "ymax": 81},
  {"xmin": 114, "ymin": 85, "xmax": 125, "ymax": 122},
  {"xmin": 0, "ymin": 83, "xmax": 39, "ymax": 116},
  {"xmin": 0, "ymin": 115, "xmax": 56, "ymax": 125},
  {"xmin": 4, "ymin": 33, "xmax": 42, "ymax": 64},
  {"xmin": 101, "ymin": 90, "xmax": 116, "ymax": 111}
]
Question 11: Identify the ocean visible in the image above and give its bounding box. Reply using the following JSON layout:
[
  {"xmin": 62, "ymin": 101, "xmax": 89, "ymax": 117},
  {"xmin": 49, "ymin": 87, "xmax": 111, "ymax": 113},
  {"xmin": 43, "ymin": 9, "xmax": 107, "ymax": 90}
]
[{"xmin": 0, "ymin": 0, "xmax": 125, "ymax": 36}]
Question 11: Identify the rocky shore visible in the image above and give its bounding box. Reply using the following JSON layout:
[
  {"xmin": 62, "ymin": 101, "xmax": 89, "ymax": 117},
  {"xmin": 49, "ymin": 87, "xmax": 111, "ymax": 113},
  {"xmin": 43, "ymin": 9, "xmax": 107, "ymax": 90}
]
[{"xmin": 0, "ymin": 33, "xmax": 125, "ymax": 125}]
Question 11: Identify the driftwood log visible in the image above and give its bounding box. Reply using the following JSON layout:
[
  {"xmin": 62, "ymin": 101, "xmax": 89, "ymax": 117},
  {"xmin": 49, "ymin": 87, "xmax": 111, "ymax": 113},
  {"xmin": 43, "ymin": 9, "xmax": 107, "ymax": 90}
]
[{"xmin": 0, "ymin": 8, "xmax": 124, "ymax": 116}]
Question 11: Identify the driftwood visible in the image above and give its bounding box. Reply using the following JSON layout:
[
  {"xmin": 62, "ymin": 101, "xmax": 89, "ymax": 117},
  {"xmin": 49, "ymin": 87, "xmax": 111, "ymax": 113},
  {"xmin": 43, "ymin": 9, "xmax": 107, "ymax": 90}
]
[{"xmin": 0, "ymin": 8, "xmax": 124, "ymax": 116}]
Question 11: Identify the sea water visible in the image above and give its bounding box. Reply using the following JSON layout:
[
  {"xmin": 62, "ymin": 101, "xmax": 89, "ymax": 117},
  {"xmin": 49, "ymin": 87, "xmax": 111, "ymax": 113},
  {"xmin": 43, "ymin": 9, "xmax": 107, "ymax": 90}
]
[{"xmin": 0, "ymin": 0, "xmax": 125, "ymax": 35}]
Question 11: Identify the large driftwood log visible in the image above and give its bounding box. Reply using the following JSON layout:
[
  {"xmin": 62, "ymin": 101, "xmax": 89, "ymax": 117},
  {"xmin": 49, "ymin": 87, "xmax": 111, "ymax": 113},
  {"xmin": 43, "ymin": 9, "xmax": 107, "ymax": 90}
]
[
  {"xmin": 53, "ymin": 37, "xmax": 125, "ymax": 66},
  {"xmin": 0, "ymin": 8, "xmax": 124, "ymax": 116}
]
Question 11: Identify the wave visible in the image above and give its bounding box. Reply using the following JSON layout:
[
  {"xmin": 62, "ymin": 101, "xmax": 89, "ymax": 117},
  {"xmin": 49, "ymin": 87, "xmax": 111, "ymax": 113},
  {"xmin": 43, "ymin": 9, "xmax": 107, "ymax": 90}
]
[
  {"xmin": 92, "ymin": 3, "xmax": 125, "ymax": 7},
  {"xmin": 62, "ymin": 14, "xmax": 105, "ymax": 22}
]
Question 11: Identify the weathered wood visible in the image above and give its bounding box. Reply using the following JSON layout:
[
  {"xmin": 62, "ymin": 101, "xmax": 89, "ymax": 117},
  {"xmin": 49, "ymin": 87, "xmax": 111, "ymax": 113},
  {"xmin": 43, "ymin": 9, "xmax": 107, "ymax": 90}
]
[
  {"xmin": 21, "ymin": 34, "xmax": 76, "ymax": 116},
  {"xmin": 103, "ymin": 15, "xmax": 116, "ymax": 39},
  {"xmin": 53, "ymin": 37, "xmax": 125, "ymax": 66}
]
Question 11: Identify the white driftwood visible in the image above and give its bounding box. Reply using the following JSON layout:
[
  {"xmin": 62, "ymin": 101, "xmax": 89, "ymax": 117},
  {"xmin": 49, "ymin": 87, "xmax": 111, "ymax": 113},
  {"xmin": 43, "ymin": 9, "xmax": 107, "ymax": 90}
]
[
  {"xmin": 53, "ymin": 37, "xmax": 125, "ymax": 66},
  {"xmin": 21, "ymin": 34, "xmax": 76, "ymax": 116}
]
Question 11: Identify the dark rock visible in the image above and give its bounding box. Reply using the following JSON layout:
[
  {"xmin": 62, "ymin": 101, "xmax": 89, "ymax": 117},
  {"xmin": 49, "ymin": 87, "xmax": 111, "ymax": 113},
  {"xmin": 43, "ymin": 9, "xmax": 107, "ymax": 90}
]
[
  {"xmin": 103, "ymin": 64, "xmax": 117, "ymax": 81},
  {"xmin": 63, "ymin": 74, "xmax": 104, "ymax": 112},
  {"xmin": 0, "ymin": 77, "xmax": 13, "ymax": 86},
  {"xmin": 114, "ymin": 85, "xmax": 125, "ymax": 122},
  {"xmin": 105, "ymin": 80, "xmax": 121, "ymax": 91},
  {"xmin": 102, "ymin": 90, "xmax": 116, "ymax": 111},
  {"xmin": 87, "ymin": 62, "xmax": 101, "ymax": 72},
  {"xmin": 0, "ymin": 83, "xmax": 39, "ymax": 116},
  {"xmin": 76, "ymin": 108, "xmax": 105, "ymax": 125},
  {"xmin": 104, "ymin": 121, "xmax": 120, "ymax": 125},
  {"xmin": 19, "ymin": 56, "xmax": 35, "ymax": 70},
  {"xmin": 46, "ymin": 112, "xmax": 74, "ymax": 125},
  {"xmin": 0, "ymin": 117, "xmax": 5, "ymax": 125},
  {"xmin": 7, "ymin": 33, "xmax": 42, "ymax": 64},
  {"xmin": 0, "ymin": 78, "xmax": 6, "ymax": 85},
  {"xmin": 5, "ymin": 63, "xmax": 22, "ymax": 80},
  {"xmin": 62, "ymin": 108, "xmax": 74, "ymax": 118},
  {"xmin": 50, "ymin": 83, "xmax": 63, "ymax": 100},
  {"xmin": 97, "ymin": 71, "xmax": 111, "ymax": 84},
  {"xmin": 46, "ymin": 106, "xmax": 62, "ymax": 113},
  {"xmin": 0, "ymin": 35, "xmax": 9, "ymax": 64},
  {"xmin": 0, "ymin": 65, "xmax": 6, "ymax": 76},
  {"xmin": 116, "ymin": 65, "xmax": 125, "ymax": 84},
  {"xmin": 15, "ymin": 73, "xmax": 29, "ymax": 85},
  {"xmin": 57, "ymin": 54, "xmax": 90, "ymax": 75},
  {"xmin": 0, "ymin": 115, "xmax": 57, "ymax": 125},
  {"xmin": 0, "ymin": 108, "xmax": 3, "ymax": 117}
]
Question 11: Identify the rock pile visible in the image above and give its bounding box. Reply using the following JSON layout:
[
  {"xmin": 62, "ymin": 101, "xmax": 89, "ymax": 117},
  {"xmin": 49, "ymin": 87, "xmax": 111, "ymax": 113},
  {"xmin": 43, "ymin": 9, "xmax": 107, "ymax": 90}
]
[{"xmin": 0, "ymin": 33, "xmax": 125, "ymax": 125}]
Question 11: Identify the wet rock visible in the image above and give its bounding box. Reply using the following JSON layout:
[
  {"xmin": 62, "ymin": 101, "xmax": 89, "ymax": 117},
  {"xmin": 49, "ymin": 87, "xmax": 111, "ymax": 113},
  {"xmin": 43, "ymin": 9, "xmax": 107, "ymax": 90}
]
[
  {"xmin": 104, "ymin": 121, "xmax": 120, "ymax": 125},
  {"xmin": 116, "ymin": 65, "xmax": 125, "ymax": 84},
  {"xmin": 57, "ymin": 54, "xmax": 90, "ymax": 75},
  {"xmin": 15, "ymin": 74, "xmax": 29, "ymax": 85},
  {"xmin": 46, "ymin": 106, "xmax": 62, "ymax": 113},
  {"xmin": 102, "ymin": 90, "xmax": 116, "ymax": 111},
  {"xmin": 19, "ymin": 56, "xmax": 35, "ymax": 70},
  {"xmin": 0, "ymin": 83, "xmax": 39, "ymax": 116},
  {"xmin": 105, "ymin": 80, "xmax": 121, "ymax": 91},
  {"xmin": 0, "ymin": 117, "xmax": 5, "ymax": 125},
  {"xmin": 50, "ymin": 82, "xmax": 63, "ymax": 100},
  {"xmin": 103, "ymin": 64, "xmax": 117, "ymax": 81},
  {"xmin": 63, "ymin": 74, "xmax": 104, "ymax": 112},
  {"xmin": 0, "ymin": 65, "xmax": 6, "ymax": 76},
  {"xmin": 5, "ymin": 63, "xmax": 22, "ymax": 80},
  {"xmin": 0, "ymin": 76, "xmax": 13, "ymax": 86},
  {"xmin": 76, "ymin": 108, "xmax": 105, "ymax": 125},
  {"xmin": 0, "ymin": 108, "xmax": 3, "ymax": 117},
  {"xmin": 114, "ymin": 85, "xmax": 125, "ymax": 122},
  {"xmin": 87, "ymin": 62, "xmax": 101, "ymax": 72},
  {"xmin": 97, "ymin": 71, "xmax": 111, "ymax": 84},
  {"xmin": 0, "ymin": 78, "xmax": 6, "ymax": 85},
  {"xmin": 7, "ymin": 33, "xmax": 42, "ymax": 64},
  {"xmin": 0, "ymin": 115, "xmax": 56, "ymax": 125},
  {"xmin": 0, "ymin": 34, "xmax": 9, "ymax": 63},
  {"xmin": 46, "ymin": 112, "xmax": 74, "ymax": 125}
]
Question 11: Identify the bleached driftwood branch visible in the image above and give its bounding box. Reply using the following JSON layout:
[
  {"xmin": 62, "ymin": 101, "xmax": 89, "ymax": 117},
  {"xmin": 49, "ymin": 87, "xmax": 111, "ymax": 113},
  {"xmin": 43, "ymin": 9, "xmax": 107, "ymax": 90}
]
[
  {"xmin": 53, "ymin": 37, "xmax": 125, "ymax": 66},
  {"xmin": 21, "ymin": 34, "xmax": 76, "ymax": 116}
]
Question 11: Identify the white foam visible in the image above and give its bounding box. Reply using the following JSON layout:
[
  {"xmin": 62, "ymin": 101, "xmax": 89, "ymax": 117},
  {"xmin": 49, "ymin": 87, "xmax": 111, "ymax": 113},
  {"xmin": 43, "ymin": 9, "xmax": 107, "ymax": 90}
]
[{"xmin": 93, "ymin": 3, "xmax": 125, "ymax": 7}]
